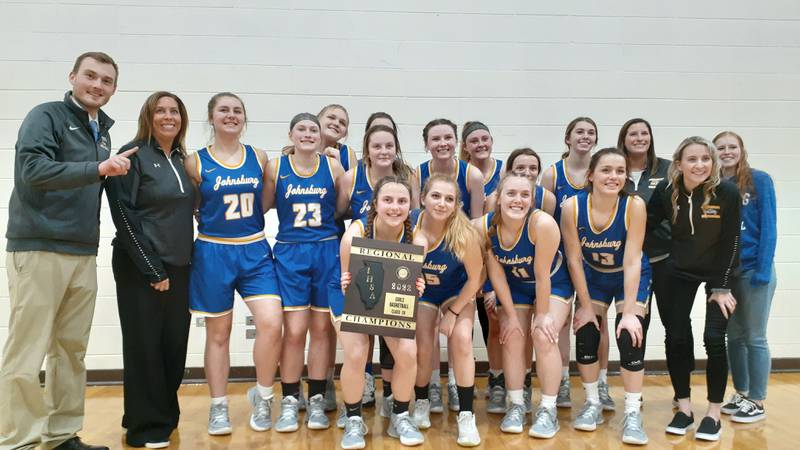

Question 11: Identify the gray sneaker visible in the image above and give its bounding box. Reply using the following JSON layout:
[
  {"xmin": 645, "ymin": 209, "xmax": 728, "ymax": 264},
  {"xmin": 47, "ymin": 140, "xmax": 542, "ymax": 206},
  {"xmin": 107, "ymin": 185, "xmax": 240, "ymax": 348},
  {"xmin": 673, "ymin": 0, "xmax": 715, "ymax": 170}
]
[
  {"xmin": 573, "ymin": 401, "xmax": 604, "ymax": 431},
  {"xmin": 207, "ymin": 402, "xmax": 232, "ymax": 435},
  {"xmin": 388, "ymin": 412, "xmax": 424, "ymax": 446},
  {"xmin": 363, "ymin": 372, "xmax": 376, "ymax": 407},
  {"xmin": 500, "ymin": 403, "xmax": 526, "ymax": 434},
  {"xmin": 336, "ymin": 404, "xmax": 347, "ymax": 429},
  {"xmin": 556, "ymin": 377, "xmax": 571, "ymax": 408},
  {"xmin": 429, "ymin": 383, "xmax": 443, "ymax": 413},
  {"xmin": 341, "ymin": 415, "xmax": 368, "ymax": 450},
  {"xmin": 307, "ymin": 393, "xmax": 330, "ymax": 429},
  {"xmin": 621, "ymin": 410, "xmax": 648, "ymax": 445},
  {"xmin": 598, "ymin": 380, "xmax": 616, "ymax": 411},
  {"xmin": 487, "ymin": 385, "xmax": 507, "ymax": 414},
  {"xmin": 447, "ymin": 383, "xmax": 460, "ymax": 412},
  {"xmin": 380, "ymin": 394, "xmax": 394, "ymax": 418},
  {"xmin": 246, "ymin": 386, "xmax": 272, "ymax": 432},
  {"xmin": 275, "ymin": 396, "xmax": 300, "ymax": 433},
  {"xmin": 298, "ymin": 389, "xmax": 307, "ymax": 411},
  {"xmin": 529, "ymin": 406, "xmax": 559, "ymax": 439},
  {"xmin": 412, "ymin": 399, "xmax": 431, "ymax": 429},
  {"xmin": 325, "ymin": 378, "xmax": 338, "ymax": 412},
  {"xmin": 523, "ymin": 385, "xmax": 532, "ymax": 413}
]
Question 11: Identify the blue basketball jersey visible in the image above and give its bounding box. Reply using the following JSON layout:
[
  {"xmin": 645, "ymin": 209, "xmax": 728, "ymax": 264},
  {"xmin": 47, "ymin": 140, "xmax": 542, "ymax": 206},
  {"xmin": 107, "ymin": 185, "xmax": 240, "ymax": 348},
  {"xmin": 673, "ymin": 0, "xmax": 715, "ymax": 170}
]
[
  {"xmin": 484, "ymin": 210, "xmax": 568, "ymax": 300},
  {"xmin": 418, "ymin": 159, "xmax": 473, "ymax": 217},
  {"xmin": 275, "ymin": 153, "xmax": 338, "ymax": 242},
  {"xmin": 195, "ymin": 144, "xmax": 265, "ymax": 241},
  {"xmin": 483, "ymin": 158, "xmax": 504, "ymax": 197},
  {"xmin": 572, "ymin": 191, "xmax": 636, "ymax": 272},
  {"xmin": 411, "ymin": 209, "xmax": 467, "ymax": 302},
  {"xmin": 349, "ymin": 161, "xmax": 374, "ymax": 221},
  {"xmin": 534, "ymin": 184, "xmax": 545, "ymax": 211},
  {"xmin": 549, "ymin": 159, "xmax": 586, "ymax": 224},
  {"xmin": 338, "ymin": 143, "xmax": 357, "ymax": 172}
]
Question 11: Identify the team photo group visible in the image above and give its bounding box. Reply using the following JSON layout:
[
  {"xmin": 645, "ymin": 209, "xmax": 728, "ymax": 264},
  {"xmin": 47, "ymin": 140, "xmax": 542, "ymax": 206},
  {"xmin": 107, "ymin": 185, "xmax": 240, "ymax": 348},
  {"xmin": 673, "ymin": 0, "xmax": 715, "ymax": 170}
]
[{"xmin": 0, "ymin": 51, "xmax": 777, "ymax": 450}]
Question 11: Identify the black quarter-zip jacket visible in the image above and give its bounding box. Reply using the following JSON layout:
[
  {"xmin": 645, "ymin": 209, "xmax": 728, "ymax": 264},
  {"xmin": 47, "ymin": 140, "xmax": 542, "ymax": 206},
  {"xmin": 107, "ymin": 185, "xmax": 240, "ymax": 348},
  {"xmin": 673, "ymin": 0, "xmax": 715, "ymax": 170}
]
[
  {"xmin": 105, "ymin": 140, "xmax": 195, "ymax": 282},
  {"xmin": 647, "ymin": 177, "xmax": 741, "ymax": 290},
  {"xmin": 6, "ymin": 91, "xmax": 113, "ymax": 255}
]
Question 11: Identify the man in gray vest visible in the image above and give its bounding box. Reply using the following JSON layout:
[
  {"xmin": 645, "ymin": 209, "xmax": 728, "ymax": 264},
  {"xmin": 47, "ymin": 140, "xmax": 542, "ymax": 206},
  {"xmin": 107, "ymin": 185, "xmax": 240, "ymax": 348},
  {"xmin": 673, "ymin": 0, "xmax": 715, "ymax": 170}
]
[{"xmin": 0, "ymin": 52, "xmax": 136, "ymax": 450}]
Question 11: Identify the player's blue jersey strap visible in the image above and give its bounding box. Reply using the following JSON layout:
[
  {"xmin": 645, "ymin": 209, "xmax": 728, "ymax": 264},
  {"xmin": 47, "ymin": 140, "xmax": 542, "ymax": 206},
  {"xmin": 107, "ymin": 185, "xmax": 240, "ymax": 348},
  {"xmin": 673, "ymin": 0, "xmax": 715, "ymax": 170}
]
[
  {"xmin": 354, "ymin": 217, "xmax": 405, "ymax": 242},
  {"xmin": 534, "ymin": 184, "xmax": 545, "ymax": 211},
  {"xmin": 483, "ymin": 158, "xmax": 504, "ymax": 197},
  {"xmin": 418, "ymin": 159, "xmax": 473, "ymax": 217},
  {"xmin": 195, "ymin": 144, "xmax": 265, "ymax": 243},
  {"xmin": 349, "ymin": 161, "xmax": 374, "ymax": 221},
  {"xmin": 339, "ymin": 143, "xmax": 357, "ymax": 172},
  {"xmin": 551, "ymin": 159, "xmax": 586, "ymax": 224},
  {"xmin": 573, "ymin": 191, "xmax": 632, "ymax": 272},
  {"xmin": 274, "ymin": 153, "xmax": 339, "ymax": 242}
]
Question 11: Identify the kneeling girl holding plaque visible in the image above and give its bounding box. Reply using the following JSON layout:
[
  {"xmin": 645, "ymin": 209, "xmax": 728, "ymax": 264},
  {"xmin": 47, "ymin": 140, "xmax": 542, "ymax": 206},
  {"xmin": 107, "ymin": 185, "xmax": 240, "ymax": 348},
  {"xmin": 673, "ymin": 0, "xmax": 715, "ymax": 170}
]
[
  {"xmin": 411, "ymin": 174, "xmax": 484, "ymax": 447},
  {"xmin": 338, "ymin": 176, "xmax": 426, "ymax": 449}
]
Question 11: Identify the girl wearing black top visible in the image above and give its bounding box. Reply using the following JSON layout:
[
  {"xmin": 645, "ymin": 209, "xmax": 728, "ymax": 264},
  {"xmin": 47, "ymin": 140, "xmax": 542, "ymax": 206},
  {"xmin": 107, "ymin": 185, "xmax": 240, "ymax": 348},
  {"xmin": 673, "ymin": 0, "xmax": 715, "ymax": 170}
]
[
  {"xmin": 107, "ymin": 92, "xmax": 195, "ymax": 448},
  {"xmin": 617, "ymin": 118, "xmax": 670, "ymax": 354},
  {"xmin": 648, "ymin": 136, "xmax": 740, "ymax": 442}
]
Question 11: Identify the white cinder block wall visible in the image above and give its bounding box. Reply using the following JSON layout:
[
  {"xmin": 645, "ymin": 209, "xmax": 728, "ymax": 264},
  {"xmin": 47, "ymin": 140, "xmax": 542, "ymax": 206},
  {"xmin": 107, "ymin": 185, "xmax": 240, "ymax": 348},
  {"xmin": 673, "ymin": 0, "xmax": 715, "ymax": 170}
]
[{"xmin": 0, "ymin": 1, "xmax": 798, "ymax": 371}]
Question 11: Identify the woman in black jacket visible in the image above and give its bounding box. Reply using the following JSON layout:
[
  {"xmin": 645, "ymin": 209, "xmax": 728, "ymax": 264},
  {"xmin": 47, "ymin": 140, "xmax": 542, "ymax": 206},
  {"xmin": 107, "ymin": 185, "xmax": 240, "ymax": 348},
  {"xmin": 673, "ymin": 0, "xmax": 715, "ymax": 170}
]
[
  {"xmin": 106, "ymin": 91, "xmax": 195, "ymax": 448},
  {"xmin": 648, "ymin": 136, "xmax": 740, "ymax": 442},
  {"xmin": 617, "ymin": 118, "xmax": 671, "ymax": 355}
]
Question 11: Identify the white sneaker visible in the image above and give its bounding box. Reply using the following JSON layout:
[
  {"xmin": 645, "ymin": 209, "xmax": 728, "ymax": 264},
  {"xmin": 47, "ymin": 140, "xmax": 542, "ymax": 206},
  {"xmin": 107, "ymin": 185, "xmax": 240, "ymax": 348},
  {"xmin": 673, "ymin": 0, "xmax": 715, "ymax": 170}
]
[
  {"xmin": 456, "ymin": 411, "xmax": 481, "ymax": 447},
  {"xmin": 144, "ymin": 441, "xmax": 169, "ymax": 449},
  {"xmin": 363, "ymin": 372, "xmax": 376, "ymax": 407}
]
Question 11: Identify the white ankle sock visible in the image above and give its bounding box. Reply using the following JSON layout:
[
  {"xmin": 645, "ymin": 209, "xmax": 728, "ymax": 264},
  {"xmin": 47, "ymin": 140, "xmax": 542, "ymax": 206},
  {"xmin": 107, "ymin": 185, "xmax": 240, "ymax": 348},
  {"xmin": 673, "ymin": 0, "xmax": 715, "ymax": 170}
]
[
  {"xmin": 489, "ymin": 369, "xmax": 503, "ymax": 378},
  {"xmin": 257, "ymin": 383, "xmax": 273, "ymax": 400},
  {"xmin": 430, "ymin": 369, "xmax": 441, "ymax": 385},
  {"xmin": 211, "ymin": 396, "xmax": 228, "ymax": 406},
  {"xmin": 561, "ymin": 366, "xmax": 570, "ymax": 379},
  {"xmin": 583, "ymin": 381, "xmax": 600, "ymax": 405},
  {"xmin": 447, "ymin": 368, "xmax": 455, "ymax": 385},
  {"xmin": 508, "ymin": 389, "xmax": 524, "ymax": 406},
  {"xmin": 599, "ymin": 369, "xmax": 608, "ymax": 383},
  {"xmin": 624, "ymin": 391, "xmax": 642, "ymax": 413},
  {"xmin": 540, "ymin": 394, "xmax": 557, "ymax": 409}
]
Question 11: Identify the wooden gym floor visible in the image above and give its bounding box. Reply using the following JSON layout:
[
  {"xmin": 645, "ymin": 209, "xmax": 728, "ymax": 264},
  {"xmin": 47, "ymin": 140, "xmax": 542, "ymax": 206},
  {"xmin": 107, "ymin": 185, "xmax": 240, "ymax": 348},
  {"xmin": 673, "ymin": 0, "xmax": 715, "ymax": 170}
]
[{"xmin": 82, "ymin": 373, "xmax": 799, "ymax": 449}]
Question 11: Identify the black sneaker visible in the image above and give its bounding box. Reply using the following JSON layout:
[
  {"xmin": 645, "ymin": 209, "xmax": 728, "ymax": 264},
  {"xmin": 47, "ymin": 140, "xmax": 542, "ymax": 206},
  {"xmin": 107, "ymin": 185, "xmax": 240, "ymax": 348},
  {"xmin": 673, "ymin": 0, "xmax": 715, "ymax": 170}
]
[
  {"xmin": 695, "ymin": 416, "xmax": 721, "ymax": 441},
  {"xmin": 665, "ymin": 411, "xmax": 694, "ymax": 435},
  {"xmin": 721, "ymin": 392, "xmax": 746, "ymax": 415},
  {"xmin": 731, "ymin": 398, "xmax": 765, "ymax": 423}
]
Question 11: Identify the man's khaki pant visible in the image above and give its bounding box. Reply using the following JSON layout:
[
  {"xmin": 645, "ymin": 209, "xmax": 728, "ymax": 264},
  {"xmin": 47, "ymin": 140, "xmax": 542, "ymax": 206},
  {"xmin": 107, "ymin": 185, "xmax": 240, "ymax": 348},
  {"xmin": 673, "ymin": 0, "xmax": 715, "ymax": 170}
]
[{"xmin": 0, "ymin": 251, "xmax": 97, "ymax": 450}]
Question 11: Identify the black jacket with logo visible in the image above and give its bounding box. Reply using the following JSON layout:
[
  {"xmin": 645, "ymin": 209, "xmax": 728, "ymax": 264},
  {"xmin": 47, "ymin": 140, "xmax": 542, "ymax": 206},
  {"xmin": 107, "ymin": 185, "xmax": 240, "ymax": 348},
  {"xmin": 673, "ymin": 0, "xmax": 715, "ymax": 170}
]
[
  {"xmin": 105, "ymin": 140, "xmax": 196, "ymax": 282},
  {"xmin": 647, "ymin": 177, "xmax": 741, "ymax": 290},
  {"xmin": 626, "ymin": 157, "xmax": 671, "ymax": 260},
  {"xmin": 6, "ymin": 92, "xmax": 113, "ymax": 255}
]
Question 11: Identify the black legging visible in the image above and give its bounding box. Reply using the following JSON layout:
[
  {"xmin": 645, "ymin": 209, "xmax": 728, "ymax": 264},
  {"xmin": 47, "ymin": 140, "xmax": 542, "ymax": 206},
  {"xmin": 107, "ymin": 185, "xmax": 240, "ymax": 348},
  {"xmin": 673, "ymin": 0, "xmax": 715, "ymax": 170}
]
[
  {"xmin": 643, "ymin": 257, "xmax": 670, "ymax": 357},
  {"xmin": 661, "ymin": 264, "xmax": 731, "ymax": 403},
  {"xmin": 475, "ymin": 294, "xmax": 490, "ymax": 346}
]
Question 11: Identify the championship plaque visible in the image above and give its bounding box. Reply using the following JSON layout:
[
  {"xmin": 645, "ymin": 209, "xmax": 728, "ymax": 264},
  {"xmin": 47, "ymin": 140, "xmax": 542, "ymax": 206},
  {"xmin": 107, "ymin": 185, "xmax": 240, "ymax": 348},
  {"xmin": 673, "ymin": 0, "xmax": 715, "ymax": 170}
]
[{"xmin": 340, "ymin": 237, "xmax": 425, "ymax": 339}]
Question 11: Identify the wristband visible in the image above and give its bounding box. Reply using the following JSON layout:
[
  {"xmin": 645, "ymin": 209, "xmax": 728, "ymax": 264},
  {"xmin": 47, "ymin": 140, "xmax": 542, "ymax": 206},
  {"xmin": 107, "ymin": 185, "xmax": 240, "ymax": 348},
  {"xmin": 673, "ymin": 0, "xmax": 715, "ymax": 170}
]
[{"xmin": 448, "ymin": 306, "xmax": 460, "ymax": 316}]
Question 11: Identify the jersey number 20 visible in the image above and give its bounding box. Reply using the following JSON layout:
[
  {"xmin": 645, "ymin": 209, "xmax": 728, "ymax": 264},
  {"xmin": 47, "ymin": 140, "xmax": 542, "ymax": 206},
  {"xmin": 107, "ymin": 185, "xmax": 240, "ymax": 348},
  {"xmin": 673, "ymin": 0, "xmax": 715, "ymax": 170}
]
[{"xmin": 223, "ymin": 193, "xmax": 255, "ymax": 220}]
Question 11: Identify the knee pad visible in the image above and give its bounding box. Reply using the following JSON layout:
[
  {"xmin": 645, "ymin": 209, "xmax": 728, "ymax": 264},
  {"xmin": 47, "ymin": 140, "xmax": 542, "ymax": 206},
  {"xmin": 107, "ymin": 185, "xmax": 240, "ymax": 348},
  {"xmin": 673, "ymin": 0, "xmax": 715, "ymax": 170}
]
[
  {"xmin": 615, "ymin": 315, "xmax": 646, "ymax": 372},
  {"xmin": 379, "ymin": 336, "xmax": 395, "ymax": 370},
  {"xmin": 575, "ymin": 320, "xmax": 601, "ymax": 365}
]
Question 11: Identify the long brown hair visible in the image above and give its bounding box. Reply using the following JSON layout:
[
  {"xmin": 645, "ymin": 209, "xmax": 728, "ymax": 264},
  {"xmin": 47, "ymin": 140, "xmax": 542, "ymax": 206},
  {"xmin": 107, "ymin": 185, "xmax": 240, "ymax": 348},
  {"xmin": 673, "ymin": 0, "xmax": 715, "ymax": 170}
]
[
  {"xmin": 713, "ymin": 130, "xmax": 754, "ymax": 196},
  {"xmin": 505, "ymin": 147, "xmax": 543, "ymax": 179},
  {"xmin": 668, "ymin": 136, "xmax": 722, "ymax": 223},
  {"xmin": 421, "ymin": 174, "xmax": 479, "ymax": 261},
  {"xmin": 561, "ymin": 116, "xmax": 598, "ymax": 159},
  {"xmin": 207, "ymin": 92, "xmax": 247, "ymax": 141},
  {"xmin": 361, "ymin": 125, "xmax": 413, "ymax": 181},
  {"xmin": 586, "ymin": 147, "xmax": 629, "ymax": 197},
  {"xmin": 134, "ymin": 91, "xmax": 188, "ymax": 156},
  {"xmin": 617, "ymin": 118, "xmax": 660, "ymax": 177},
  {"xmin": 364, "ymin": 176, "xmax": 413, "ymax": 244},
  {"xmin": 485, "ymin": 174, "xmax": 536, "ymax": 252},
  {"xmin": 458, "ymin": 121, "xmax": 491, "ymax": 162}
]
